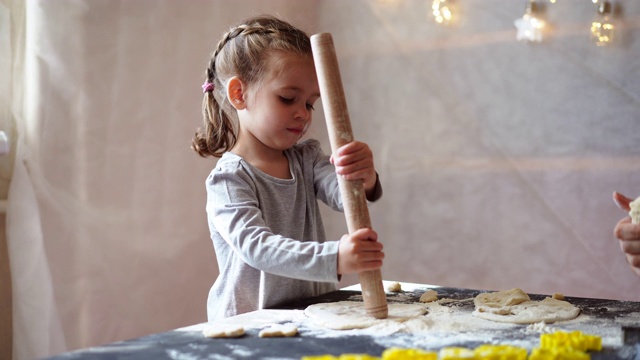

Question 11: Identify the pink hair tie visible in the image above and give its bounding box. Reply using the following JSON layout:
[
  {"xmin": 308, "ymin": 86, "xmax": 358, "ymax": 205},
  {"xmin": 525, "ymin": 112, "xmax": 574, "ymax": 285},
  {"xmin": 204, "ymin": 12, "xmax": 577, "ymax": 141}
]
[{"xmin": 202, "ymin": 81, "xmax": 214, "ymax": 93}]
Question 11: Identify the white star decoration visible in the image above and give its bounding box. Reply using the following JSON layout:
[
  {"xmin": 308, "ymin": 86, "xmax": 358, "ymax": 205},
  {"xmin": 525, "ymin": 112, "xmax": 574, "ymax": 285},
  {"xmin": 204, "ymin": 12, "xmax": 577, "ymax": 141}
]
[{"xmin": 514, "ymin": 14, "xmax": 545, "ymax": 42}]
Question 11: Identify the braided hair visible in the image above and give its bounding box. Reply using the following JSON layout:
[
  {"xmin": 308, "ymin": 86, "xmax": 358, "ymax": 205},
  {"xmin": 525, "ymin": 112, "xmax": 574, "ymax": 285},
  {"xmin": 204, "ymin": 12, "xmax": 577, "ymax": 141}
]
[{"xmin": 192, "ymin": 15, "xmax": 312, "ymax": 158}]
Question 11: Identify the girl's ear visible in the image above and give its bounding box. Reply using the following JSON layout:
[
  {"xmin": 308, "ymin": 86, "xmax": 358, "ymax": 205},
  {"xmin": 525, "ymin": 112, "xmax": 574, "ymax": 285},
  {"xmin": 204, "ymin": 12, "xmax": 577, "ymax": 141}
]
[{"xmin": 227, "ymin": 77, "xmax": 247, "ymax": 110}]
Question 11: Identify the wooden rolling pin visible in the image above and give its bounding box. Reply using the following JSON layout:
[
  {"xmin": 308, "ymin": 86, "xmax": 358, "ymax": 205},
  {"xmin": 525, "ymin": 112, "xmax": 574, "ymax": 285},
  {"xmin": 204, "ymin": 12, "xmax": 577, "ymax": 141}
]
[{"xmin": 310, "ymin": 33, "xmax": 388, "ymax": 319}]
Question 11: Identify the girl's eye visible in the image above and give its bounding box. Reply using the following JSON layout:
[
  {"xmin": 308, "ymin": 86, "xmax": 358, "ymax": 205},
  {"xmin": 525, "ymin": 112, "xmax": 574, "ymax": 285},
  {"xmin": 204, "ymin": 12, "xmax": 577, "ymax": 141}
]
[
  {"xmin": 280, "ymin": 96, "xmax": 314, "ymax": 111},
  {"xmin": 280, "ymin": 96, "xmax": 295, "ymax": 104}
]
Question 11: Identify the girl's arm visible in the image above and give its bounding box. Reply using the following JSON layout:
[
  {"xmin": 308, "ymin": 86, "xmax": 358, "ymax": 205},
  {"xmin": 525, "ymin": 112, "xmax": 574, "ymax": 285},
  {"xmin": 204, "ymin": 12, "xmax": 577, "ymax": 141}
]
[{"xmin": 208, "ymin": 168, "xmax": 340, "ymax": 283}]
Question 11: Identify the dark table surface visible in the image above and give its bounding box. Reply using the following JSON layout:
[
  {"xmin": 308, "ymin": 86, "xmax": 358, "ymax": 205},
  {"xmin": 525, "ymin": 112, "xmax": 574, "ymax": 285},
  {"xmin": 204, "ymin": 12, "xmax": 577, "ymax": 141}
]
[{"xmin": 45, "ymin": 284, "xmax": 640, "ymax": 360}]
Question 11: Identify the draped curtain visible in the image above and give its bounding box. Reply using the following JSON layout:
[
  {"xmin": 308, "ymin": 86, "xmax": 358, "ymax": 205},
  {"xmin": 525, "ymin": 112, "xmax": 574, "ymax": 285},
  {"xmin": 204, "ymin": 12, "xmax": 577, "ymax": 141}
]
[{"xmin": 5, "ymin": 1, "xmax": 318, "ymax": 357}]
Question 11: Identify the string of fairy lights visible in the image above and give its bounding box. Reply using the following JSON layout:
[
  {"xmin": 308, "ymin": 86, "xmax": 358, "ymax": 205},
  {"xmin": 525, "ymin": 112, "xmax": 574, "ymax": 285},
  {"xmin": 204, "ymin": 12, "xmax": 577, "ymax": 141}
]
[{"xmin": 430, "ymin": 0, "xmax": 616, "ymax": 46}]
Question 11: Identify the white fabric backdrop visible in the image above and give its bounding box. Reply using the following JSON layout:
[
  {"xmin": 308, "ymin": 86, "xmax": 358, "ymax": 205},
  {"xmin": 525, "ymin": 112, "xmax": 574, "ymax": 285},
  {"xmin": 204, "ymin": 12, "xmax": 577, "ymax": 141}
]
[
  {"xmin": 5, "ymin": 1, "xmax": 66, "ymax": 359},
  {"xmin": 7, "ymin": 0, "xmax": 318, "ymax": 357},
  {"xmin": 314, "ymin": 0, "xmax": 640, "ymax": 301},
  {"xmin": 5, "ymin": 0, "xmax": 640, "ymax": 358}
]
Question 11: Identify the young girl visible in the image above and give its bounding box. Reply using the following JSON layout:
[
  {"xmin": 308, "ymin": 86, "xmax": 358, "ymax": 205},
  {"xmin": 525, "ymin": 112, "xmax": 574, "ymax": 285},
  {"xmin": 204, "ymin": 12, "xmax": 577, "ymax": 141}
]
[{"xmin": 192, "ymin": 15, "xmax": 384, "ymax": 321}]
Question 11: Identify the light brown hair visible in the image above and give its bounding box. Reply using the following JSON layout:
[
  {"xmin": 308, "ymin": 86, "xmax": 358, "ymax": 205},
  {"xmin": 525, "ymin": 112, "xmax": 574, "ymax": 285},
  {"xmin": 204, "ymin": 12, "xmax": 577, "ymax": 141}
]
[{"xmin": 192, "ymin": 15, "xmax": 312, "ymax": 158}]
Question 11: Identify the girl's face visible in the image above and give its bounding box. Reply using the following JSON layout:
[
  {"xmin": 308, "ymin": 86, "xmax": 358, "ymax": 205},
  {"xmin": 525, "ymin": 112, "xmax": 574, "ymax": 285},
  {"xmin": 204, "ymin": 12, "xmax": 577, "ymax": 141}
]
[{"xmin": 238, "ymin": 52, "xmax": 320, "ymax": 155}]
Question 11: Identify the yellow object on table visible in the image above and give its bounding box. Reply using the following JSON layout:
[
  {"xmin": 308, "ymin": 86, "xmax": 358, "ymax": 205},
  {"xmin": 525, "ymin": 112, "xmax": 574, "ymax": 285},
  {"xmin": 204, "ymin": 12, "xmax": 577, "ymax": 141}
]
[
  {"xmin": 301, "ymin": 355, "xmax": 379, "ymax": 360},
  {"xmin": 302, "ymin": 331, "xmax": 603, "ymax": 360},
  {"xmin": 529, "ymin": 347, "xmax": 590, "ymax": 360},
  {"xmin": 540, "ymin": 331, "xmax": 602, "ymax": 352},
  {"xmin": 439, "ymin": 347, "xmax": 476, "ymax": 360},
  {"xmin": 529, "ymin": 330, "xmax": 603, "ymax": 360},
  {"xmin": 302, "ymin": 348, "xmax": 438, "ymax": 360},
  {"xmin": 474, "ymin": 344, "xmax": 528, "ymax": 360},
  {"xmin": 382, "ymin": 347, "xmax": 438, "ymax": 360}
]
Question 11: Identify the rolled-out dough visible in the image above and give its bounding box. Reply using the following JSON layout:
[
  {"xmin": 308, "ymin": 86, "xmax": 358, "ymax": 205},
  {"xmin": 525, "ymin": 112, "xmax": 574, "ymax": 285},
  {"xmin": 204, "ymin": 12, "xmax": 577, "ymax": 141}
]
[
  {"xmin": 472, "ymin": 288, "xmax": 580, "ymax": 324},
  {"xmin": 304, "ymin": 301, "xmax": 428, "ymax": 330},
  {"xmin": 258, "ymin": 323, "xmax": 298, "ymax": 337},
  {"xmin": 202, "ymin": 324, "xmax": 245, "ymax": 338}
]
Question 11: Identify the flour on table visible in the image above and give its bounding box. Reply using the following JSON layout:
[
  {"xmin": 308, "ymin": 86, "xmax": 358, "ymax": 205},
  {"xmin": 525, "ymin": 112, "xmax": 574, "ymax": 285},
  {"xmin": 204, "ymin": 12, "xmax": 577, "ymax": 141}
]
[
  {"xmin": 473, "ymin": 288, "xmax": 580, "ymax": 324},
  {"xmin": 304, "ymin": 301, "xmax": 428, "ymax": 330},
  {"xmin": 525, "ymin": 321, "xmax": 554, "ymax": 334}
]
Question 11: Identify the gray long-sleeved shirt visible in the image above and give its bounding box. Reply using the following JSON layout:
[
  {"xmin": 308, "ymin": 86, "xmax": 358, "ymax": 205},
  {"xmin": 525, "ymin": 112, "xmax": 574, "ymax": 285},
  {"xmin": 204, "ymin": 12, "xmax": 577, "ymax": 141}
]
[{"xmin": 206, "ymin": 139, "xmax": 359, "ymax": 321}]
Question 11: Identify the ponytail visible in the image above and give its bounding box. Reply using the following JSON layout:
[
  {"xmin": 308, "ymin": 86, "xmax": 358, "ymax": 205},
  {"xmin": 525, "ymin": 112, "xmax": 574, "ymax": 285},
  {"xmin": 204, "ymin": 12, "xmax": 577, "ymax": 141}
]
[{"xmin": 191, "ymin": 62, "xmax": 237, "ymax": 158}]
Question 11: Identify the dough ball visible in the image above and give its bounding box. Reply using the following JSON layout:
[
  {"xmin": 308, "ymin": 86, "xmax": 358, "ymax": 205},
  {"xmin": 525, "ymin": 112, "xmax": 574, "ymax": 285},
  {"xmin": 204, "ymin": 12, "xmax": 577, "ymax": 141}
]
[
  {"xmin": 474, "ymin": 288, "xmax": 530, "ymax": 310},
  {"xmin": 419, "ymin": 290, "xmax": 438, "ymax": 303},
  {"xmin": 387, "ymin": 282, "xmax": 402, "ymax": 292},
  {"xmin": 552, "ymin": 293, "xmax": 565, "ymax": 300},
  {"xmin": 202, "ymin": 324, "xmax": 245, "ymax": 338},
  {"xmin": 259, "ymin": 323, "xmax": 298, "ymax": 338}
]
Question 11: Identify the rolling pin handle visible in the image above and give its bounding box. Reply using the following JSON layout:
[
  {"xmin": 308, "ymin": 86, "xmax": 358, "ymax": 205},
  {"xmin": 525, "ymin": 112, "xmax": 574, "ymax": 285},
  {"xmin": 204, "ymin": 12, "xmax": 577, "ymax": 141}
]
[{"xmin": 310, "ymin": 32, "xmax": 388, "ymax": 319}]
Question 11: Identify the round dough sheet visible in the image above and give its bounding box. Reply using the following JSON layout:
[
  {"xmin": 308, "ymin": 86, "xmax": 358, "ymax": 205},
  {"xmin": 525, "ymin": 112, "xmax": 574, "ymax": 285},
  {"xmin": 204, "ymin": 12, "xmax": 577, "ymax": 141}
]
[{"xmin": 304, "ymin": 301, "xmax": 428, "ymax": 330}]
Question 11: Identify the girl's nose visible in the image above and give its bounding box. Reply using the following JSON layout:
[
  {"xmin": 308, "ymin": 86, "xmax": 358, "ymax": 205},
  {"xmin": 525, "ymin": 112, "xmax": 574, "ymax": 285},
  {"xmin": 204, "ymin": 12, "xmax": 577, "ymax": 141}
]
[{"xmin": 295, "ymin": 105, "xmax": 310, "ymax": 121}]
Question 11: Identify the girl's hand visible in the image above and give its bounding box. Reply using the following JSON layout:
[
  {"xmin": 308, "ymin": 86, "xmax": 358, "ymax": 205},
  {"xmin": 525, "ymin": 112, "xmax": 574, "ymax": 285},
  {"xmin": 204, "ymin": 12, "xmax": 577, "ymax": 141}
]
[
  {"xmin": 337, "ymin": 228, "xmax": 384, "ymax": 275},
  {"xmin": 331, "ymin": 141, "xmax": 377, "ymax": 195},
  {"xmin": 613, "ymin": 217, "xmax": 640, "ymax": 277},
  {"xmin": 613, "ymin": 191, "xmax": 640, "ymax": 277}
]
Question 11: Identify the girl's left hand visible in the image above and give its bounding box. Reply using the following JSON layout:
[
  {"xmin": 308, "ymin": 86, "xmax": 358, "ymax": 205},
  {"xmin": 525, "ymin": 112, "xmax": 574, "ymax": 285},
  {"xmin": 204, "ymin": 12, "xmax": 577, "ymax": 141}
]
[
  {"xmin": 330, "ymin": 141, "xmax": 377, "ymax": 192},
  {"xmin": 613, "ymin": 191, "xmax": 640, "ymax": 277},
  {"xmin": 613, "ymin": 217, "xmax": 640, "ymax": 277}
]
